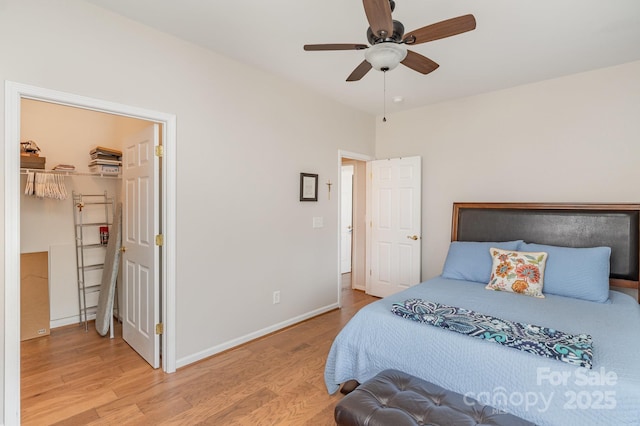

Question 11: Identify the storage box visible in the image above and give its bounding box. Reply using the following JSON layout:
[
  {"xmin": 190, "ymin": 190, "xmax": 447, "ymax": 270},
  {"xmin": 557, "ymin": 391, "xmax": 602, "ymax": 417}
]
[
  {"xmin": 89, "ymin": 164, "xmax": 121, "ymax": 174},
  {"xmin": 20, "ymin": 155, "xmax": 46, "ymax": 169},
  {"xmin": 21, "ymin": 252, "xmax": 51, "ymax": 341}
]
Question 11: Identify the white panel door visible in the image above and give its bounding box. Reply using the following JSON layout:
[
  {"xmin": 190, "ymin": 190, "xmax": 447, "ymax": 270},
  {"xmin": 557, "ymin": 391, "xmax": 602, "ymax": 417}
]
[
  {"xmin": 122, "ymin": 124, "xmax": 160, "ymax": 368},
  {"xmin": 341, "ymin": 165, "xmax": 354, "ymax": 274},
  {"xmin": 368, "ymin": 156, "xmax": 421, "ymax": 297}
]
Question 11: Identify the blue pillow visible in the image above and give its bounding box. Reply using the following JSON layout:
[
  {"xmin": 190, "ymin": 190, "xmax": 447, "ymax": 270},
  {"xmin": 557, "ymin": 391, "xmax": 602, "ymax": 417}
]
[
  {"xmin": 519, "ymin": 243, "xmax": 611, "ymax": 303},
  {"xmin": 442, "ymin": 240, "xmax": 523, "ymax": 284}
]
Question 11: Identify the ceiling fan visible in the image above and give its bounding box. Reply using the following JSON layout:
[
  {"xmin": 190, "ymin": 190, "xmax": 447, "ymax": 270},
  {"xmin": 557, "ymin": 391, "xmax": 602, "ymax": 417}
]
[{"xmin": 304, "ymin": 0, "xmax": 476, "ymax": 81}]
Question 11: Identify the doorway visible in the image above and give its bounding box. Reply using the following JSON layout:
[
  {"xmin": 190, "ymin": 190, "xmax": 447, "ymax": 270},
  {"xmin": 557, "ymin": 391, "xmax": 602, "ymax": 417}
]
[
  {"xmin": 20, "ymin": 99, "xmax": 147, "ymax": 332},
  {"xmin": 4, "ymin": 81, "xmax": 177, "ymax": 425},
  {"xmin": 339, "ymin": 150, "xmax": 372, "ymax": 296}
]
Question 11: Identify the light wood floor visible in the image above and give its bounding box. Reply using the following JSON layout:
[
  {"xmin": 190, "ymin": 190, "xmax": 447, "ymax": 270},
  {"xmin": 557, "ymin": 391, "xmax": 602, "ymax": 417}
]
[{"xmin": 21, "ymin": 276, "xmax": 377, "ymax": 425}]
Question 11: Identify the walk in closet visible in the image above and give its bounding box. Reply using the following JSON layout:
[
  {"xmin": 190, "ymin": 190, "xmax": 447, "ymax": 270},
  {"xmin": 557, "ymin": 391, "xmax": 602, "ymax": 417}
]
[{"xmin": 19, "ymin": 99, "xmax": 148, "ymax": 337}]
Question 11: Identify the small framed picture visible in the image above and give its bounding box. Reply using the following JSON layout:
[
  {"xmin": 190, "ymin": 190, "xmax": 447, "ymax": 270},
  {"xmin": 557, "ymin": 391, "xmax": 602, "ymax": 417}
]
[{"xmin": 299, "ymin": 173, "xmax": 318, "ymax": 201}]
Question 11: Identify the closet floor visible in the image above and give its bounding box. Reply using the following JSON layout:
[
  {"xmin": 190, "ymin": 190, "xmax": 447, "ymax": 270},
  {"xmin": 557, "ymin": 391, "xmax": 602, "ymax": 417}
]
[{"xmin": 21, "ymin": 283, "xmax": 377, "ymax": 425}]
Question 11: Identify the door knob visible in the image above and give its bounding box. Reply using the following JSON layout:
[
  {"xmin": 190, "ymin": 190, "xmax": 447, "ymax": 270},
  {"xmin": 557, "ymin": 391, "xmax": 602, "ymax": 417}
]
[
  {"xmin": 120, "ymin": 246, "xmax": 127, "ymax": 252},
  {"xmin": 407, "ymin": 235, "xmax": 419, "ymax": 241}
]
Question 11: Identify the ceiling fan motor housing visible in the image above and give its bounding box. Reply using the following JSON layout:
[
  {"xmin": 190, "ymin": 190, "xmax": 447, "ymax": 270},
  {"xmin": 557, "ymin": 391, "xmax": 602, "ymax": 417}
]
[{"xmin": 367, "ymin": 20, "xmax": 405, "ymax": 44}]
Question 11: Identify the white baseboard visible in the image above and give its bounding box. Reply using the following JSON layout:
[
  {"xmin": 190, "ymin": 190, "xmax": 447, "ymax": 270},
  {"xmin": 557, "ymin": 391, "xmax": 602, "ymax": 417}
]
[
  {"xmin": 50, "ymin": 313, "xmax": 96, "ymax": 329},
  {"xmin": 176, "ymin": 303, "xmax": 339, "ymax": 368}
]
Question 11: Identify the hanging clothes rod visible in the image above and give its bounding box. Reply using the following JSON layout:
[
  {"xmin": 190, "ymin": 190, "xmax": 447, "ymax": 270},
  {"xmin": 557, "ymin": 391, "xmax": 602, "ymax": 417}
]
[{"xmin": 20, "ymin": 168, "xmax": 120, "ymax": 179}]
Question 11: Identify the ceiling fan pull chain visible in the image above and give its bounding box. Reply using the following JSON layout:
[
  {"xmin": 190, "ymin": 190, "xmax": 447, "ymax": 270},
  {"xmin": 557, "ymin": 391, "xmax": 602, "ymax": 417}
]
[{"xmin": 383, "ymin": 70, "xmax": 387, "ymax": 122}]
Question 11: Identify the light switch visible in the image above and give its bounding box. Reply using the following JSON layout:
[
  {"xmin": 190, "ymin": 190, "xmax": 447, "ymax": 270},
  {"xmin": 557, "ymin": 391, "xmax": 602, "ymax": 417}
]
[{"xmin": 312, "ymin": 217, "xmax": 324, "ymax": 228}]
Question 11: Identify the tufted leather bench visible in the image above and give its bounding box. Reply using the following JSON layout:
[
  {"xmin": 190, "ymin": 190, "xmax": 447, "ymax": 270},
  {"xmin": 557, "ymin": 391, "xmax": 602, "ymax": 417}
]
[{"xmin": 334, "ymin": 369, "xmax": 535, "ymax": 426}]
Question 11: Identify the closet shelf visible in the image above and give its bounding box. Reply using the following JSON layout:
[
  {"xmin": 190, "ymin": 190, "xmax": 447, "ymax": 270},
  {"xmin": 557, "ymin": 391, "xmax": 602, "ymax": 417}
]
[
  {"xmin": 20, "ymin": 168, "xmax": 121, "ymax": 179},
  {"xmin": 77, "ymin": 282, "xmax": 101, "ymax": 289},
  {"xmin": 77, "ymin": 263, "xmax": 105, "ymax": 271},
  {"xmin": 79, "ymin": 202, "xmax": 113, "ymax": 206},
  {"xmin": 83, "ymin": 306, "xmax": 98, "ymax": 316},
  {"xmin": 75, "ymin": 222, "xmax": 112, "ymax": 227},
  {"xmin": 75, "ymin": 242, "xmax": 107, "ymax": 249}
]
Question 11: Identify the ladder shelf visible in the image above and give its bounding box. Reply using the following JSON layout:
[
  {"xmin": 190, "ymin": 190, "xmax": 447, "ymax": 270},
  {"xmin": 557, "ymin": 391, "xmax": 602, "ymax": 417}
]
[{"xmin": 72, "ymin": 191, "xmax": 115, "ymax": 332}]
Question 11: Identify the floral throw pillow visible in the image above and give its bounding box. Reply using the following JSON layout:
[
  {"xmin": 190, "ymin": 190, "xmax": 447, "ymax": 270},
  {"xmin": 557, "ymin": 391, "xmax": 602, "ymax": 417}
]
[{"xmin": 486, "ymin": 248, "xmax": 548, "ymax": 298}]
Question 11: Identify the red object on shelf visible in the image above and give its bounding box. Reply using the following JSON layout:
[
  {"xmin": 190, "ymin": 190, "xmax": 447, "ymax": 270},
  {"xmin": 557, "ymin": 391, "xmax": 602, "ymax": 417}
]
[{"xmin": 99, "ymin": 226, "xmax": 109, "ymax": 245}]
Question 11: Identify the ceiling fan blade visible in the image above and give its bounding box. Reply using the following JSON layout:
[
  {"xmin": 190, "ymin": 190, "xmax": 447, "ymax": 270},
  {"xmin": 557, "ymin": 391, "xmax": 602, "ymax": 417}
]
[
  {"xmin": 346, "ymin": 60, "xmax": 373, "ymax": 82},
  {"xmin": 362, "ymin": 0, "xmax": 393, "ymax": 38},
  {"xmin": 304, "ymin": 44, "xmax": 368, "ymax": 51},
  {"xmin": 403, "ymin": 14, "xmax": 476, "ymax": 45},
  {"xmin": 401, "ymin": 50, "xmax": 439, "ymax": 75}
]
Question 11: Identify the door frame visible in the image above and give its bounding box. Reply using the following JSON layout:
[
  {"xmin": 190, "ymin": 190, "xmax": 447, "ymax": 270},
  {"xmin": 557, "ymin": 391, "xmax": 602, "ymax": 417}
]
[
  {"xmin": 4, "ymin": 81, "xmax": 177, "ymax": 425},
  {"xmin": 337, "ymin": 150, "xmax": 373, "ymax": 306}
]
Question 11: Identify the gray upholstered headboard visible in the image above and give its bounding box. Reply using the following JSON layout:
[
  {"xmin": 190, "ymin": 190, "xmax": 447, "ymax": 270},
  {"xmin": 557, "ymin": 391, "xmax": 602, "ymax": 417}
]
[{"xmin": 451, "ymin": 203, "xmax": 640, "ymax": 294}]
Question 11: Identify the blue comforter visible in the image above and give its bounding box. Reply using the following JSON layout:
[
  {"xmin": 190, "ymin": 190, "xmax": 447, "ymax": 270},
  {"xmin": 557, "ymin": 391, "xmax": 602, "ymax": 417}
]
[{"xmin": 325, "ymin": 277, "xmax": 640, "ymax": 425}]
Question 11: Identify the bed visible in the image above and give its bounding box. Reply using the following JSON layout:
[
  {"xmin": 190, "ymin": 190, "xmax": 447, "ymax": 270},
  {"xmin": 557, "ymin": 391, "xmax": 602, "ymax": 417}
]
[{"xmin": 325, "ymin": 203, "xmax": 640, "ymax": 426}]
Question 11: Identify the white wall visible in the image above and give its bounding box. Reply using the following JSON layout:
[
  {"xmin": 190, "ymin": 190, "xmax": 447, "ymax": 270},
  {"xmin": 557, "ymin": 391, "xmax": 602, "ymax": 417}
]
[
  {"xmin": 375, "ymin": 60, "xmax": 640, "ymax": 284},
  {"xmin": 0, "ymin": 0, "xmax": 375, "ymax": 419}
]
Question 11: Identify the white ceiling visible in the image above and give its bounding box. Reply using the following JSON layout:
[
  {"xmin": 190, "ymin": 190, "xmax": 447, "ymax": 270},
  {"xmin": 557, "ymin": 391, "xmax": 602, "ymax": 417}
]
[{"xmin": 84, "ymin": 0, "xmax": 640, "ymax": 116}]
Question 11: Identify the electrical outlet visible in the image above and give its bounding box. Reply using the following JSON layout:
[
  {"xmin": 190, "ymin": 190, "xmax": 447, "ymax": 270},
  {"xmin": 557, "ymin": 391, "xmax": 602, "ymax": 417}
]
[{"xmin": 273, "ymin": 290, "xmax": 280, "ymax": 304}]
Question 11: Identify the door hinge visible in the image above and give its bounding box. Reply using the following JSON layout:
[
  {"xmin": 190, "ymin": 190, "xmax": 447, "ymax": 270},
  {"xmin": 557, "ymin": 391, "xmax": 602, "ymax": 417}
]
[
  {"xmin": 155, "ymin": 323, "xmax": 163, "ymax": 335},
  {"xmin": 155, "ymin": 234, "xmax": 164, "ymax": 246},
  {"xmin": 155, "ymin": 145, "xmax": 164, "ymax": 157}
]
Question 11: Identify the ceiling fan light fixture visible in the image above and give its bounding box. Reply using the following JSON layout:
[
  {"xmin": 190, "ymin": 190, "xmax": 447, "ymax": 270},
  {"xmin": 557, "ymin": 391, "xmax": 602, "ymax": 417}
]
[{"xmin": 364, "ymin": 42, "xmax": 407, "ymax": 71}]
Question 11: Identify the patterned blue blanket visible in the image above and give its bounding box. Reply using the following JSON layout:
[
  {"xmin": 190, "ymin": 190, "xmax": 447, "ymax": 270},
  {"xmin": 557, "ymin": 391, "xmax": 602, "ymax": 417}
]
[{"xmin": 391, "ymin": 299, "xmax": 593, "ymax": 368}]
